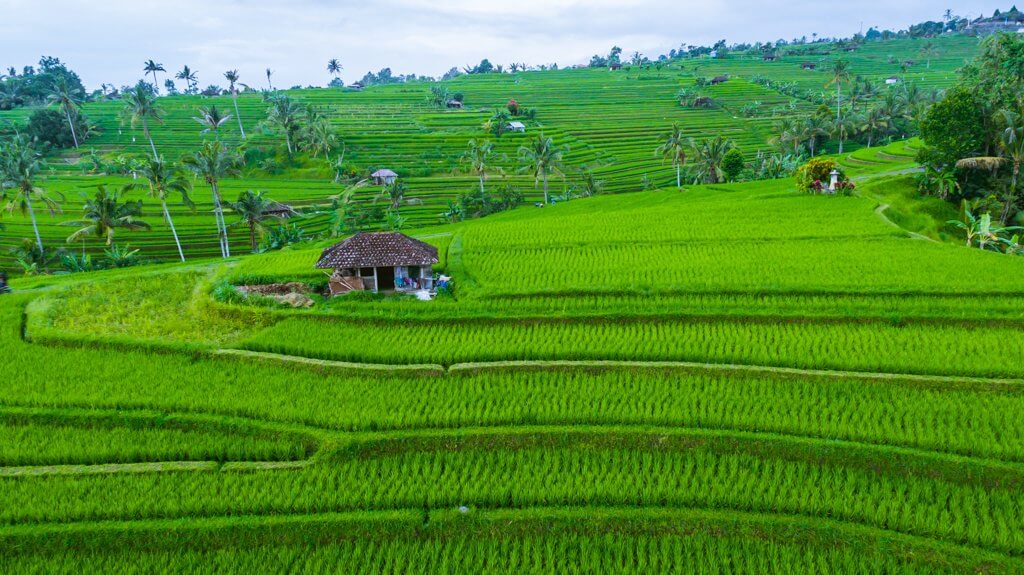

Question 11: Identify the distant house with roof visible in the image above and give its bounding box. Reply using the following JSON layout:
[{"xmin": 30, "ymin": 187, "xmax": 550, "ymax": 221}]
[
  {"xmin": 710, "ymin": 75, "xmax": 729, "ymax": 85},
  {"xmin": 507, "ymin": 121, "xmax": 526, "ymax": 133},
  {"xmin": 371, "ymin": 169, "xmax": 398, "ymax": 186},
  {"xmin": 885, "ymin": 76, "xmax": 900, "ymax": 85},
  {"xmin": 762, "ymin": 54, "xmax": 778, "ymax": 62},
  {"xmin": 264, "ymin": 201, "xmax": 298, "ymax": 219},
  {"xmin": 446, "ymin": 99, "xmax": 464, "ymax": 109},
  {"xmin": 316, "ymin": 232, "xmax": 440, "ymax": 295},
  {"xmin": 608, "ymin": 62, "xmax": 623, "ymax": 71},
  {"xmin": 801, "ymin": 62, "xmax": 817, "ymax": 70}
]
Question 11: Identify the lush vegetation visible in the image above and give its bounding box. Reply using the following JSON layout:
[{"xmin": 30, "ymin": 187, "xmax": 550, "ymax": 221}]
[{"xmin": 3, "ymin": 12, "xmax": 1024, "ymax": 573}]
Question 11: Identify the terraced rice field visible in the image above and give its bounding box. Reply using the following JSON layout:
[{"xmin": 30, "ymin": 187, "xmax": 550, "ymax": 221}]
[
  {"xmin": 0, "ymin": 35, "xmax": 980, "ymax": 268},
  {"xmin": 4, "ymin": 119, "xmax": 1024, "ymax": 571}
]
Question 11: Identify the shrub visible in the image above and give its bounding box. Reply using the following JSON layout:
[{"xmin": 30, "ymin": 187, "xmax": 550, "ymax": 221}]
[
  {"xmin": 26, "ymin": 108, "xmax": 91, "ymax": 150},
  {"xmin": 722, "ymin": 149, "xmax": 746, "ymax": 182},
  {"xmin": 795, "ymin": 158, "xmax": 848, "ymax": 193}
]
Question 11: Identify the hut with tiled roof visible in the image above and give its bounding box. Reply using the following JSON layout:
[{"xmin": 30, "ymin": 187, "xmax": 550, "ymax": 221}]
[{"xmin": 316, "ymin": 232, "xmax": 439, "ymax": 295}]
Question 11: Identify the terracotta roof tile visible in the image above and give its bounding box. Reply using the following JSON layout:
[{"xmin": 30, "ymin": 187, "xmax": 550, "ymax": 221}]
[{"xmin": 315, "ymin": 232, "xmax": 439, "ymax": 269}]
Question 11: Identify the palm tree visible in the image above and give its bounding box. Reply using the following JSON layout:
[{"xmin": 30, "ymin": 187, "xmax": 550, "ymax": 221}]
[
  {"xmin": 64, "ymin": 186, "xmax": 150, "ymax": 246},
  {"xmin": 518, "ymin": 134, "xmax": 567, "ymax": 204},
  {"xmin": 303, "ymin": 117, "xmax": 336, "ymax": 159},
  {"xmin": 826, "ymin": 59, "xmax": 851, "ymax": 127},
  {"xmin": 860, "ymin": 106, "xmax": 889, "ymax": 147},
  {"xmin": 833, "ymin": 111, "xmax": 862, "ymax": 155},
  {"xmin": 461, "ymin": 139, "xmax": 498, "ymax": 194},
  {"xmin": 265, "ymin": 68, "xmax": 274, "ymax": 91},
  {"xmin": 689, "ymin": 136, "xmax": 735, "ymax": 184},
  {"xmin": 193, "ymin": 104, "xmax": 232, "ymax": 140},
  {"xmin": 264, "ymin": 94, "xmax": 302, "ymax": 154},
  {"xmin": 959, "ymin": 110, "xmax": 1024, "ymax": 223},
  {"xmin": 120, "ymin": 84, "xmax": 164, "ymax": 159},
  {"xmin": 377, "ymin": 181, "xmax": 421, "ymax": 214},
  {"xmin": 770, "ymin": 117, "xmax": 804, "ymax": 155},
  {"xmin": 46, "ymin": 76, "xmax": 84, "ymax": 148},
  {"xmin": 223, "ymin": 70, "xmax": 246, "ymax": 138},
  {"xmin": 182, "ymin": 141, "xmax": 241, "ymax": 258},
  {"xmin": 228, "ymin": 190, "xmax": 272, "ymax": 252},
  {"xmin": 143, "ymin": 60, "xmax": 165, "ymax": 93},
  {"xmin": 485, "ymin": 109, "xmax": 512, "ymax": 138},
  {"xmin": 0, "ymin": 138, "xmax": 63, "ymax": 252},
  {"xmin": 175, "ymin": 66, "xmax": 198, "ymax": 94},
  {"xmin": 920, "ymin": 42, "xmax": 938, "ymax": 69},
  {"xmin": 801, "ymin": 116, "xmax": 831, "ymax": 156},
  {"xmin": 135, "ymin": 156, "xmax": 194, "ymax": 262},
  {"xmin": 327, "ymin": 59, "xmax": 343, "ymax": 82},
  {"xmin": 655, "ymin": 123, "xmax": 688, "ymax": 188}
]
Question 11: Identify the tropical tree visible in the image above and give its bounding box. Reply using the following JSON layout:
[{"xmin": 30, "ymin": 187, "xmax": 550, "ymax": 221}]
[
  {"xmin": 689, "ymin": 136, "xmax": 735, "ymax": 184},
  {"xmin": 228, "ymin": 190, "xmax": 273, "ymax": 252},
  {"xmin": 801, "ymin": 116, "xmax": 832, "ymax": 156},
  {"xmin": 193, "ymin": 104, "xmax": 232, "ymax": 140},
  {"xmin": 574, "ymin": 170, "xmax": 605, "ymax": 197},
  {"xmin": 957, "ymin": 109, "xmax": 1024, "ymax": 223},
  {"xmin": 860, "ymin": 106, "xmax": 889, "ymax": 147},
  {"xmin": 120, "ymin": 84, "xmax": 164, "ymax": 159},
  {"xmin": 920, "ymin": 41, "xmax": 938, "ymax": 69},
  {"xmin": 770, "ymin": 117, "xmax": 804, "ymax": 155},
  {"xmin": 134, "ymin": 156, "xmax": 194, "ymax": 261},
  {"xmin": 264, "ymin": 94, "xmax": 302, "ymax": 154},
  {"xmin": 518, "ymin": 134, "xmax": 567, "ymax": 204},
  {"xmin": 832, "ymin": 111, "xmax": 862, "ymax": 154},
  {"xmin": 303, "ymin": 116, "xmax": 337, "ymax": 159},
  {"xmin": 143, "ymin": 60, "xmax": 165, "ymax": 92},
  {"xmin": 46, "ymin": 76, "xmax": 84, "ymax": 148},
  {"xmin": 655, "ymin": 123, "xmax": 688, "ymax": 188},
  {"xmin": 223, "ymin": 70, "xmax": 246, "ymax": 138},
  {"xmin": 461, "ymin": 139, "xmax": 499, "ymax": 193},
  {"xmin": 175, "ymin": 66, "xmax": 198, "ymax": 94},
  {"xmin": 377, "ymin": 181, "xmax": 421, "ymax": 214},
  {"xmin": 826, "ymin": 59, "xmax": 851, "ymax": 127},
  {"xmin": 0, "ymin": 138, "xmax": 63, "ymax": 252},
  {"xmin": 64, "ymin": 186, "xmax": 150, "ymax": 246},
  {"xmin": 182, "ymin": 141, "xmax": 241, "ymax": 258},
  {"xmin": 265, "ymin": 68, "xmax": 274, "ymax": 91},
  {"xmin": 327, "ymin": 59, "xmax": 343, "ymax": 82},
  {"xmin": 485, "ymin": 109, "xmax": 512, "ymax": 138}
]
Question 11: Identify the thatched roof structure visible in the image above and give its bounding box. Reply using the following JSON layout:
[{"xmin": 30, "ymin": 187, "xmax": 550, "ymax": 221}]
[
  {"xmin": 315, "ymin": 232, "xmax": 439, "ymax": 269},
  {"xmin": 710, "ymin": 75, "xmax": 729, "ymax": 85}
]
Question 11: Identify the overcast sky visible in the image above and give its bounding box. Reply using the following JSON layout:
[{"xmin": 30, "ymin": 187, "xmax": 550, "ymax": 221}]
[{"xmin": 0, "ymin": 1, "xmax": 1005, "ymax": 91}]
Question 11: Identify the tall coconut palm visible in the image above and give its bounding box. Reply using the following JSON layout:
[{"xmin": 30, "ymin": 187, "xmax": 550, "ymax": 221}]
[
  {"xmin": 265, "ymin": 68, "xmax": 274, "ymax": 91},
  {"xmin": 920, "ymin": 41, "xmax": 938, "ymax": 69},
  {"xmin": 655, "ymin": 123, "xmax": 688, "ymax": 188},
  {"xmin": 264, "ymin": 94, "xmax": 302, "ymax": 154},
  {"xmin": 461, "ymin": 139, "xmax": 498, "ymax": 193},
  {"xmin": 801, "ymin": 116, "xmax": 831, "ymax": 156},
  {"xmin": 770, "ymin": 117, "xmax": 804, "ymax": 155},
  {"xmin": 64, "ymin": 185, "xmax": 150, "ymax": 246},
  {"xmin": 517, "ymin": 134, "xmax": 567, "ymax": 204},
  {"xmin": 135, "ymin": 156, "xmax": 194, "ymax": 261},
  {"xmin": 959, "ymin": 110, "xmax": 1024, "ymax": 224},
  {"xmin": 175, "ymin": 66, "xmax": 198, "ymax": 94},
  {"xmin": 833, "ymin": 111, "xmax": 862, "ymax": 155},
  {"xmin": 228, "ymin": 190, "xmax": 272, "ymax": 252},
  {"xmin": 826, "ymin": 59, "xmax": 851, "ymax": 127},
  {"xmin": 689, "ymin": 136, "xmax": 735, "ymax": 184},
  {"xmin": 0, "ymin": 138, "xmax": 62, "ymax": 252},
  {"xmin": 860, "ymin": 106, "xmax": 889, "ymax": 147},
  {"xmin": 327, "ymin": 59, "xmax": 343, "ymax": 82},
  {"xmin": 223, "ymin": 70, "xmax": 246, "ymax": 138},
  {"xmin": 143, "ymin": 60, "xmax": 165, "ymax": 93},
  {"xmin": 46, "ymin": 76, "xmax": 84, "ymax": 148},
  {"xmin": 182, "ymin": 141, "xmax": 241, "ymax": 258},
  {"xmin": 120, "ymin": 84, "xmax": 164, "ymax": 159},
  {"xmin": 193, "ymin": 104, "xmax": 232, "ymax": 140}
]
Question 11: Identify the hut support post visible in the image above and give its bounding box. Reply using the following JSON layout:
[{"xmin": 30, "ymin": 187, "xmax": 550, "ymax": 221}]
[{"xmin": 373, "ymin": 267, "xmax": 379, "ymax": 293}]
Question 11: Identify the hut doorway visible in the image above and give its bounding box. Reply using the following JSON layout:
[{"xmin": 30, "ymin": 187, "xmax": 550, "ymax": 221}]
[{"xmin": 376, "ymin": 266, "xmax": 395, "ymax": 291}]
